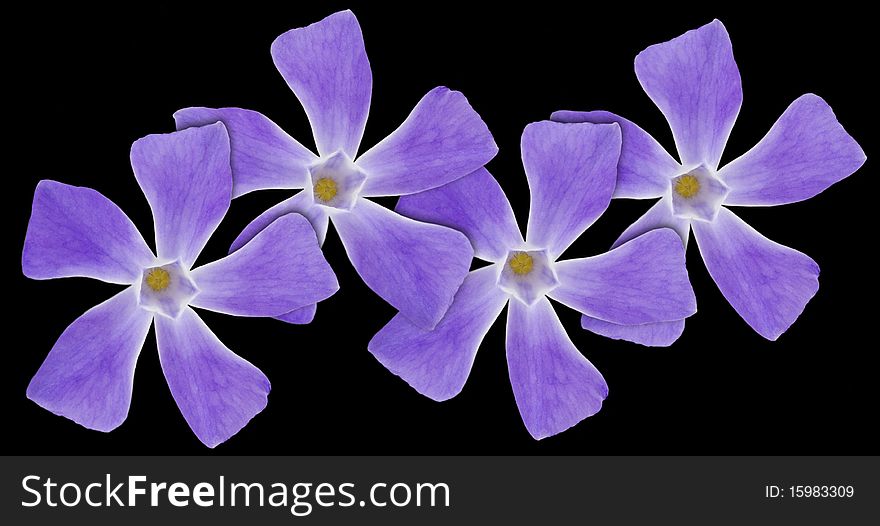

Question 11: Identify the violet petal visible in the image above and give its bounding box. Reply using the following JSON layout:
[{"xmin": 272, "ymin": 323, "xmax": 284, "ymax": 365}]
[
  {"xmin": 229, "ymin": 191, "xmax": 329, "ymax": 253},
  {"xmin": 155, "ymin": 307, "xmax": 270, "ymax": 448},
  {"xmin": 613, "ymin": 196, "xmax": 691, "ymax": 249},
  {"xmin": 692, "ymin": 207, "xmax": 819, "ymax": 340},
  {"xmin": 333, "ymin": 198, "xmax": 472, "ymax": 329},
  {"xmin": 274, "ymin": 303, "xmax": 318, "ymax": 325},
  {"xmin": 720, "ymin": 94, "xmax": 866, "ymax": 206},
  {"xmin": 191, "ymin": 214, "xmax": 338, "ymax": 317},
  {"xmin": 522, "ymin": 121, "xmax": 621, "ymax": 259},
  {"xmin": 396, "ymin": 167, "xmax": 523, "ymax": 262},
  {"xmin": 270, "ymin": 10, "xmax": 371, "ymax": 158},
  {"xmin": 581, "ymin": 315, "xmax": 686, "ymax": 348},
  {"xmin": 550, "ymin": 110, "xmax": 679, "ymax": 199},
  {"xmin": 550, "ymin": 229, "xmax": 696, "ymax": 325},
  {"xmin": 174, "ymin": 107, "xmax": 317, "ymax": 198},
  {"xmin": 27, "ymin": 287, "xmax": 152, "ymax": 432},
  {"xmin": 635, "ymin": 19, "xmax": 742, "ymax": 168},
  {"xmin": 358, "ymin": 87, "xmax": 497, "ymax": 197},
  {"xmin": 368, "ymin": 266, "xmax": 508, "ymax": 401},
  {"xmin": 23, "ymin": 180, "xmax": 153, "ymax": 284},
  {"xmin": 506, "ymin": 297, "xmax": 608, "ymax": 440},
  {"xmin": 130, "ymin": 123, "xmax": 232, "ymax": 268}
]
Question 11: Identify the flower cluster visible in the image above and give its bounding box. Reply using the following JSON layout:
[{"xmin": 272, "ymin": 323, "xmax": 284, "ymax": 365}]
[
  {"xmin": 552, "ymin": 20, "xmax": 865, "ymax": 341},
  {"xmin": 22, "ymin": 12, "xmax": 863, "ymax": 446}
]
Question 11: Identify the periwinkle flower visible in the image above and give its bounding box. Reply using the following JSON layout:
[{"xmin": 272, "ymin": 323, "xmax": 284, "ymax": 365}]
[
  {"xmin": 369, "ymin": 121, "xmax": 697, "ymax": 439},
  {"xmin": 22, "ymin": 124, "xmax": 338, "ymax": 447},
  {"xmin": 175, "ymin": 10, "xmax": 497, "ymax": 329},
  {"xmin": 553, "ymin": 20, "xmax": 866, "ymax": 341}
]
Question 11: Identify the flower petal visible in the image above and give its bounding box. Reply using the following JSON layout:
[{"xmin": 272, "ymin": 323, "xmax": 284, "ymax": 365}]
[
  {"xmin": 692, "ymin": 207, "xmax": 819, "ymax": 340},
  {"xmin": 229, "ymin": 191, "xmax": 329, "ymax": 253},
  {"xmin": 550, "ymin": 229, "xmax": 696, "ymax": 325},
  {"xmin": 274, "ymin": 303, "xmax": 317, "ymax": 325},
  {"xmin": 333, "ymin": 198, "xmax": 473, "ymax": 329},
  {"xmin": 613, "ymin": 197, "xmax": 691, "ymax": 249},
  {"xmin": 130, "ymin": 123, "xmax": 232, "ymax": 268},
  {"xmin": 23, "ymin": 180, "xmax": 153, "ymax": 284},
  {"xmin": 506, "ymin": 297, "xmax": 608, "ymax": 440},
  {"xmin": 368, "ymin": 266, "xmax": 508, "ymax": 401},
  {"xmin": 720, "ymin": 94, "xmax": 866, "ymax": 206},
  {"xmin": 191, "ymin": 214, "xmax": 338, "ymax": 317},
  {"xmin": 26, "ymin": 287, "xmax": 152, "ymax": 432},
  {"xmin": 357, "ymin": 87, "xmax": 498, "ymax": 197},
  {"xmin": 174, "ymin": 107, "xmax": 317, "ymax": 198},
  {"xmin": 523, "ymin": 121, "xmax": 621, "ymax": 258},
  {"xmin": 550, "ymin": 110, "xmax": 679, "ymax": 199},
  {"xmin": 635, "ymin": 20, "xmax": 742, "ymax": 168},
  {"xmin": 395, "ymin": 168, "xmax": 523, "ymax": 262},
  {"xmin": 270, "ymin": 10, "xmax": 371, "ymax": 157},
  {"xmin": 155, "ymin": 308, "xmax": 270, "ymax": 448},
  {"xmin": 581, "ymin": 315, "xmax": 686, "ymax": 348}
]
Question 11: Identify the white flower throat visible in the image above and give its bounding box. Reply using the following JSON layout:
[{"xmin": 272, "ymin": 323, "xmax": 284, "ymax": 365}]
[
  {"xmin": 669, "ymin": 165, "xmax": 729, "ymax": 222},
  {"xmin": 497, "ymin": 249, "xmax": 559, "ymax": 306},
  {"xmin": 138, "ymin": 261, "xmax": 198, "ymax": 319},
  {"xmin": 309, "ymin": 151, "xmax": 366, "ymax": 211}
]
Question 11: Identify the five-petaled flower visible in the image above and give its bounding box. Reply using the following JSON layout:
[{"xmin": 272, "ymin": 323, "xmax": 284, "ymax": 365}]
[
  {"xmin": 175, "ymin": 10, "xmax": 498, "ymax": 329},
  {"xmin": 22, "ymin": 124, "xmax": 339, "ymax": 447},
  {"xmin": 369, "ymin": 121, "xmax": 697, "ymax": 439},
  {"xmin": 553, "ymin": 20, "xmax": 866, "ymax": 341}
]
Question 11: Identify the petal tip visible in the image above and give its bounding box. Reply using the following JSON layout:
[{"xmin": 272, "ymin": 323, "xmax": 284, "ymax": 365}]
[
  {"xmin": 367, "ymin": 338, "xmax": 465, "ymax": 403},
  {"xmin": 274, "ymin": 303, "xmax": 319, "ymax": 325},
  {"xmin": 27, "ymin": 386, "xmax": 126, "ymax": 434},
  {"xmin": 131, "ymin": 121, "xmax": 230, "ymax": 161},
  {"xmin": 796, "ymin": 93, "xmax": 867, "ymax": 166},
  {"xmin": 524, "ymin": 395, "xmax": 607, "ymax": 441},
  {"xmin": 580, "ymin": 315, "xmax": 688, "ymax": 347},
  {"xmin": 172, "ymin": 106, "xmax": 215, "ymax": 129},
  {"xmin": 548, "ymin": 110, "xmax": 568, "ymax": 122},
  {"xmin": 192, "ymin": 378, "xmax": 270, "ymax": 449},
  {"xmin": 270, "ymin": 9, "xmax": 362, "ymax": 53},
  {"xmin": 437, "ymin": 85, "xmax": 499, "ymax": 158},
  {"xmin": 759, "ymin": 263, "xmax": 819, "ymax": 341}
]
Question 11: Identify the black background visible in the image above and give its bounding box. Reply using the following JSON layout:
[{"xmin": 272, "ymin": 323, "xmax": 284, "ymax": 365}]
[{"xmin": 6, "ymin": 2, "xmax": 876, "ymax": 454}]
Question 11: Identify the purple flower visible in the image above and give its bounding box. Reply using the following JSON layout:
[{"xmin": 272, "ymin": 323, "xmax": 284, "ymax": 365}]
[
  {"xmin": 369, "ymin": 121, "xmax": 697, "ymax": 439},
  {"xmin": 174, "ymin": 10, "xmax": 497, "ymax": 329},
  {"xmin": 553, "ymin": 20, "xmax": 866, "ymax": 341},
  {"xmin": 22, "ymin": 124, "xmax": 338, "ymax": 447}
]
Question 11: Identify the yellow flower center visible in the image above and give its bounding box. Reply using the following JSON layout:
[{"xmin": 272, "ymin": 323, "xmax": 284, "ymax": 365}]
[
  {"xmin": 508, "ymin": 252, "xmax": 534, "ymax": 276},
  {"xmin": 314, "ymin": 177, "xmax": 338, "ymax": 202},
  {"xmin": 674, "ymin": 174, "xmax": 701, "ymax": 198},
  {"xmin": 145, "ymin": 268, "xmax": 171, "ymax": 292}
]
